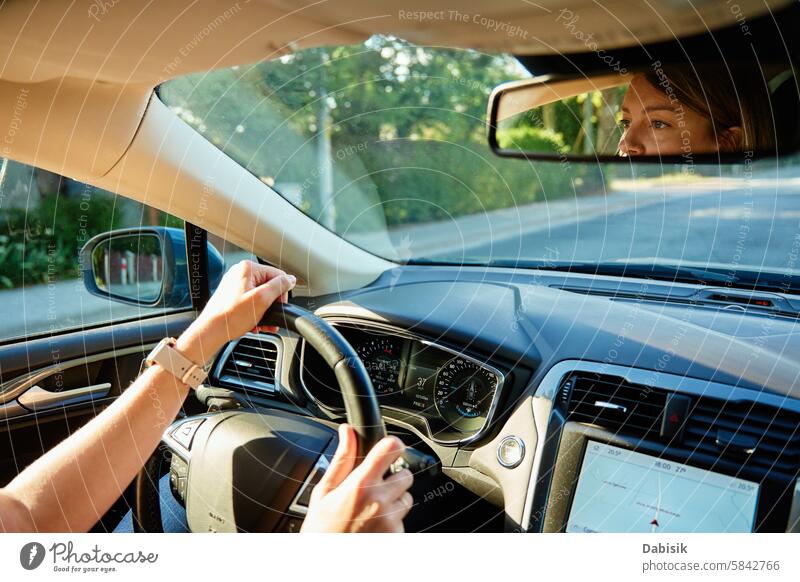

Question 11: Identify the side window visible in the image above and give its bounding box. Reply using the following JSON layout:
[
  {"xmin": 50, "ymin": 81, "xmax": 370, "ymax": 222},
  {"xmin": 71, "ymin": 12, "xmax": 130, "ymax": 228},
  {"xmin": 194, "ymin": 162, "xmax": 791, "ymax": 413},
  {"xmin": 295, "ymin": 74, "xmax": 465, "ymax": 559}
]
[
  {"xmin": 208, "ymin": 234, "xmax": 256, "ymax": 269},
  {"xmin": 0, "ymin": 158, "xmax": 185, "ymax": 342}
]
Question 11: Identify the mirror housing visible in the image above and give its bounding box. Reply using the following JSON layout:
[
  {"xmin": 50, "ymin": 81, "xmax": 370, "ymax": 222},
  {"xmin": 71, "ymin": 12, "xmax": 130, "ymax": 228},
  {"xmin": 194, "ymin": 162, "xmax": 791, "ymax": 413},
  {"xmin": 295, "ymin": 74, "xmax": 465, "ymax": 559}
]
[
  {"xmin": 80, "ymin": 227, "xmax": 224, "ymax": 308},
  {"xmin": 487, "ymin": 64, "xmax": 800, "ymax": 164}
]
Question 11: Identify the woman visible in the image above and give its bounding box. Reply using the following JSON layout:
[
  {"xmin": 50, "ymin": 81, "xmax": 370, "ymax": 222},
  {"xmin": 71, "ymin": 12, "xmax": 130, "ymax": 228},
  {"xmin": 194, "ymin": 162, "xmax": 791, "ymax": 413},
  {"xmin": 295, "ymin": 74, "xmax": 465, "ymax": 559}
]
[
  {"xmin": 618, "ymin": 64, "xmax": 776, "ymax": 157},
  {"xmin": 0, "ymin": 261, "xmax": 413, "ymax": 533}
]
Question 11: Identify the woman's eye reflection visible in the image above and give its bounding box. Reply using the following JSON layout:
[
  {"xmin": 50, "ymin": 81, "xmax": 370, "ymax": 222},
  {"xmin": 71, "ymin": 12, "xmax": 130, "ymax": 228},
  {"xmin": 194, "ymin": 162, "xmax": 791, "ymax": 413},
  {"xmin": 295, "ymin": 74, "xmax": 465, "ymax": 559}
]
[{"xmin": 616, "ymin": 65, "xmax": 774, "ymax": 157}]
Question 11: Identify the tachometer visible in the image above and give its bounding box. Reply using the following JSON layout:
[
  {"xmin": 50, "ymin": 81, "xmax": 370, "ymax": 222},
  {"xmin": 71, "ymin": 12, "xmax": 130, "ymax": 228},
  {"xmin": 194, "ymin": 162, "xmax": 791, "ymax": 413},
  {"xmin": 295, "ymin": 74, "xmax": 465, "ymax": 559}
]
[
  {"xmin": 434, "ymin": 357, "xmax": 498, "ymax": 432},
  {"xmin": 356, "ymin": 336, "xmax": 403, "ymax": 396}
]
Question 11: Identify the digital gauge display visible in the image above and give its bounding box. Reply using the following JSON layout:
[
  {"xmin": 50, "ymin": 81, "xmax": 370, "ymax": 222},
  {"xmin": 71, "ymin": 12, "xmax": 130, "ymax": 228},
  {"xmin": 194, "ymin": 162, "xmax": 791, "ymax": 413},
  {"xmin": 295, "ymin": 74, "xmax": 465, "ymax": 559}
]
[{"xmin": 434, "ymin": 357, "xmax": 499, "ymax": 432}]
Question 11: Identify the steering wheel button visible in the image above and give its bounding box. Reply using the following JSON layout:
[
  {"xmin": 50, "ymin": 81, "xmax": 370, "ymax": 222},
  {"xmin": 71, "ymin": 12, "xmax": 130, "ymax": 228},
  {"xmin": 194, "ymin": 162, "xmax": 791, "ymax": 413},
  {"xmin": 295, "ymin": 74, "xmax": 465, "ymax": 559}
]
[
  {"xmin": 176, "ymin": 476, "xmax": 188, "ymax": 500},
  {"xmin": 171, "ymin": 418, "xmax": 205, "ymax": 450}
]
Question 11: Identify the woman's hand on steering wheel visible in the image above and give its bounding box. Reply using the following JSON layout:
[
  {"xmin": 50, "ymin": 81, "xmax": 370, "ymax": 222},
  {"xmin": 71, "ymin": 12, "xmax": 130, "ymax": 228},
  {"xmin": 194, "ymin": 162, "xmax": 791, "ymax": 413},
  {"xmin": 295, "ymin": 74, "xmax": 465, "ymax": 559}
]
[
  {"xmin": 301, "ymin": 424, "xmax": 414, "ymax": 533},
  {"xmin": 177, "ymin": 260, "xmax": 296, "ymax": 366}
]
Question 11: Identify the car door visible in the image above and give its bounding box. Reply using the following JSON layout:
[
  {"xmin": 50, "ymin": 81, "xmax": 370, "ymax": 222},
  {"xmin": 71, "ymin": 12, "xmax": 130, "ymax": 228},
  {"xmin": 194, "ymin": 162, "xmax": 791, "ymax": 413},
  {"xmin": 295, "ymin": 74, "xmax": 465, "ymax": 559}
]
[{"xmin": 0, "ymin": 158, "xmax": 198, "ymax": 531}]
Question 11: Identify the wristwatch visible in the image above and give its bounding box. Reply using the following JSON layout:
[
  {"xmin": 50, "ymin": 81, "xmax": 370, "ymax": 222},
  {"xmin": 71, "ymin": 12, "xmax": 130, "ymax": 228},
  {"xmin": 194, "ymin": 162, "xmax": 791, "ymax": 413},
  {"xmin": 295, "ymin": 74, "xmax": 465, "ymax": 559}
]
[{"xmin": 145, "ymin": 338, "xmax": 207, "ymax": 389}]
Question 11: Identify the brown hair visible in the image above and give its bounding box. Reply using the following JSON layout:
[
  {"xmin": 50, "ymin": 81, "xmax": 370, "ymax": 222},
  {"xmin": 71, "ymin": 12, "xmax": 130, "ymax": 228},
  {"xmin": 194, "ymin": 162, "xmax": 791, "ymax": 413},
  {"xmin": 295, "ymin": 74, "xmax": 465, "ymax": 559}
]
[{"xmin": 644, "ymin": 64, "xmax": 776, "ymax": 152}]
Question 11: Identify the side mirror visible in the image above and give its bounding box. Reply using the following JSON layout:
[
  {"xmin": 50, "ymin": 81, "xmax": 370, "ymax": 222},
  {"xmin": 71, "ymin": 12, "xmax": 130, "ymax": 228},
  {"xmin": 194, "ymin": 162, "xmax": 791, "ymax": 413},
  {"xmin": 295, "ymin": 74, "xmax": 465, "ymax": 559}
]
[{"xmin": 79, "ymin": 227, "xmax": 224, "ymax": 308}]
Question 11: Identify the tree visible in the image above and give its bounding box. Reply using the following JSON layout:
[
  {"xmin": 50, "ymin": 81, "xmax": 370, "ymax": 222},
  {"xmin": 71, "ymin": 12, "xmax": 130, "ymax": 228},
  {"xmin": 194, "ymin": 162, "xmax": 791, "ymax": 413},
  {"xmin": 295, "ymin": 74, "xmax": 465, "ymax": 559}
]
[{"xmin": 158, "ymin": 35, "xmax": 585, "ymax": 230}]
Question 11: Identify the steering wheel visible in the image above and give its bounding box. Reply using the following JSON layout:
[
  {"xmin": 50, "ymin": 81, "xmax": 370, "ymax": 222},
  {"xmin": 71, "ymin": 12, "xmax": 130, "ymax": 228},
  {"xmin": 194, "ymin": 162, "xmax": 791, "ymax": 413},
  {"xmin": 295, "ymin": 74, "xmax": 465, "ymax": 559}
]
[{"xmin": 132, "ymin": 302, "xmax": 387, "ymax": 532}]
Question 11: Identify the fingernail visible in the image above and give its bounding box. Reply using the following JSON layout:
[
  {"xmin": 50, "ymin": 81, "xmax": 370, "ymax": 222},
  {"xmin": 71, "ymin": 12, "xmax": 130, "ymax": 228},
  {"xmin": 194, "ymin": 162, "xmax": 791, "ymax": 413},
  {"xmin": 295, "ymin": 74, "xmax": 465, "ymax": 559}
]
[{"xmin": 287, "ymin": 274, "xmax": 296, "ymax": 286}]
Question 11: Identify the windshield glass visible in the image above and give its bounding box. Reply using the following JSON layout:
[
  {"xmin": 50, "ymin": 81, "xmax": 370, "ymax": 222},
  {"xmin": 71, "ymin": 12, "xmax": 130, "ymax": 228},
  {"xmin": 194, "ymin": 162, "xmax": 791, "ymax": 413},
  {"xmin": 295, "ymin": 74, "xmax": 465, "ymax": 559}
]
[{"xmin": 159, "ymin": 36, "xmax": 800, "ymax": 290}]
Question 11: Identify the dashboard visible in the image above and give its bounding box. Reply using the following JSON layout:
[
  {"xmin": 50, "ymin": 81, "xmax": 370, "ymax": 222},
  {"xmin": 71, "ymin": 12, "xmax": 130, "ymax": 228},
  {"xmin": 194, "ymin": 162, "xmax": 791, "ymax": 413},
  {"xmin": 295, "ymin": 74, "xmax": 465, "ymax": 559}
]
[
  {"xmin": 209, "ymin": 264, "xmax": 800, "ymax": 533},
  {"xmin": 300, "ymin": 322, "xmax": 507, "ymax": 444}
]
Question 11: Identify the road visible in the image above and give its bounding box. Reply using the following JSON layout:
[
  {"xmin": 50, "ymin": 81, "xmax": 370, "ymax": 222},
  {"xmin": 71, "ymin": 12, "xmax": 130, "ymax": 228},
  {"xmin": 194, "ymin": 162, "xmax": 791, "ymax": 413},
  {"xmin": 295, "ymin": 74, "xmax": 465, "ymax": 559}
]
[
  {"xmin": 0, "ymin": 252, "xmax": 252, "ymax": 342},
  {"xmin": 450, "ymin": 181, "xmax": 800, "ymax": 272}
]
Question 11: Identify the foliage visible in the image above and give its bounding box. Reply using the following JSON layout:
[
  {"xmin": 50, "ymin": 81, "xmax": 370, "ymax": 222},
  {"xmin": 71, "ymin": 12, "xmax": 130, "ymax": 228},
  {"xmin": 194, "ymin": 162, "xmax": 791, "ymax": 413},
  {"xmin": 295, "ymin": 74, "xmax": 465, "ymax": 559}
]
[
  {"xmin": 0, "ymin": 188, "xmax": 121, "ymax": 288},
  {"xmin": 0, "ymin": 175, "xmax": 182, "ymax": 289},
  {"xmin": 159, "ymin": 35, "xmax": 599, "ymax": 234},
  {"xmin": 497, "ymin": 126, "xmax": 566, "ymax": 154}
]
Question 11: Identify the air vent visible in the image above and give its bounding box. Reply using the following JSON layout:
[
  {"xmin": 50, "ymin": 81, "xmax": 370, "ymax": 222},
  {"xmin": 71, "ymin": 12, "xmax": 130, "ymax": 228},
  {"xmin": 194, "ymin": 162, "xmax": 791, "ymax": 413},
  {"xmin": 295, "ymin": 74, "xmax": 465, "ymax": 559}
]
[
  {"xmin": 683, "ymin": 398, "xmax": 800, "ymax": 473},
  {"xmin": 560, "ymin": 373, "xmax": 667, "ymax": 438},
  {"xmin": 217, "ymin": 335, "xmax": 280, "ymax": 393}
]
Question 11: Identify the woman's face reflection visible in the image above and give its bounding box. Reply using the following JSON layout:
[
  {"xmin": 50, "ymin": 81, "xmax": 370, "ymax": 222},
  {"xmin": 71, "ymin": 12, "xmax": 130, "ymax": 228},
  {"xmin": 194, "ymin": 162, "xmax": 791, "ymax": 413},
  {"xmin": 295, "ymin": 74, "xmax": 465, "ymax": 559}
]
[{"xmin": 617, "ymin": 74, "xmax": 738, "ymax": 156}]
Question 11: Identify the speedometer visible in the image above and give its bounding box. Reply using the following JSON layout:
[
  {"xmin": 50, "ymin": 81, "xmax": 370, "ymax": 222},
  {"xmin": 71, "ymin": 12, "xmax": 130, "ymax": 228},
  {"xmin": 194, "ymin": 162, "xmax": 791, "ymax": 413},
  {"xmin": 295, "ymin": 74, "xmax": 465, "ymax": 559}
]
[
  {"xmin": 434, "ymin": 357, "xmax": 498, "ymax": 432},
  {"xmin": 356, "ymin": 336, "xmax": 403, "ymax": 395}
]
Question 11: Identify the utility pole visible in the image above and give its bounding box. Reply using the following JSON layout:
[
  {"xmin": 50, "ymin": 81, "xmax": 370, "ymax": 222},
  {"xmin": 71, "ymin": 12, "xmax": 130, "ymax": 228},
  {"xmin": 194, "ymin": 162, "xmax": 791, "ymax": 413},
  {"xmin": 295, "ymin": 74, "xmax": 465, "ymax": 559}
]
[{"xmin": 317, "ymin": 50, "xmax": 335, "ymax": 231}]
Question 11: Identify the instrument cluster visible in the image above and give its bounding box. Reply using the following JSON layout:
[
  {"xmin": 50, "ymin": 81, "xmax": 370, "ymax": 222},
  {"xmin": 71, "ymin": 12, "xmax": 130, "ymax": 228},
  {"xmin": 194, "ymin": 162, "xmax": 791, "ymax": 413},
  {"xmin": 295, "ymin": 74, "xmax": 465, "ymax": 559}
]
[{"xmin": 300, "ymin": 323, "xmax": 505, "ymax": 444}]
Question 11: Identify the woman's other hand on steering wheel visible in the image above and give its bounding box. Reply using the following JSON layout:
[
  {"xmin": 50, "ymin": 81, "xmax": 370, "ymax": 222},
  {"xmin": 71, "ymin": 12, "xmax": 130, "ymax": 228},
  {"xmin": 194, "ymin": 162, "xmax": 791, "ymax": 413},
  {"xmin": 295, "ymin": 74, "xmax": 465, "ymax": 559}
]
[
  {"xmin": 301, "ymin": 424, "xmax": 414, "ymax": 533},
  {"xmin": 177, "ymin": 260, "xmax": 296, "ymax": 366}
]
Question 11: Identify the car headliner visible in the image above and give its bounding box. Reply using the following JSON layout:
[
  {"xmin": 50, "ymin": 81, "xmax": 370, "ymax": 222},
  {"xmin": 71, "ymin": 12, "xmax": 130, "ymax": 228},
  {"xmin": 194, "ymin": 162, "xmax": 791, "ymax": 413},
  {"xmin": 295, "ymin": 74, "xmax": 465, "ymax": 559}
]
[{"xmin": 0, "ymin": 0, "xmax": 793, "ymax": 295}]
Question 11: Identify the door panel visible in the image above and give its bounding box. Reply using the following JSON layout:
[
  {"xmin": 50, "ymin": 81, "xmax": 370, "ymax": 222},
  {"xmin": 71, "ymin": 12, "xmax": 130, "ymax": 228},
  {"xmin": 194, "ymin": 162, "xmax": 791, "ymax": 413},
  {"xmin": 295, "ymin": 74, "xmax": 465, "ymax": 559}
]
[{"xmin": 0, "ymin": 311, "xmax": 195, "ymax": 488}]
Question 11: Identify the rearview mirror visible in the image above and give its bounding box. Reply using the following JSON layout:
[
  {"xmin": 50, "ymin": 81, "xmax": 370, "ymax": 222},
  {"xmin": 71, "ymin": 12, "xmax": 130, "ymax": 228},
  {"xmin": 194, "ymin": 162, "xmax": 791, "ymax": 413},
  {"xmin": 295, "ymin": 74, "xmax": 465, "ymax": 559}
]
[
  {"xmin": 80, "ymin": 227, "xmax": 224, "ymax": 308},
  {"xmin": 488, "ymin": 63, "xmax": 799, "ymax": 163}
]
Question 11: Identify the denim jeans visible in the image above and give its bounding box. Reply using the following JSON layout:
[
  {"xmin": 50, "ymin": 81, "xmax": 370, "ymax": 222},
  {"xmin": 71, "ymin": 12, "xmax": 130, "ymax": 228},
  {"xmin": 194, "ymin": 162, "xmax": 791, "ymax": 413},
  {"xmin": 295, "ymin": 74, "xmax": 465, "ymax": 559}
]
[{"xmin": 113, "ymin": 474, "xmax": 189, "ymax": 533}]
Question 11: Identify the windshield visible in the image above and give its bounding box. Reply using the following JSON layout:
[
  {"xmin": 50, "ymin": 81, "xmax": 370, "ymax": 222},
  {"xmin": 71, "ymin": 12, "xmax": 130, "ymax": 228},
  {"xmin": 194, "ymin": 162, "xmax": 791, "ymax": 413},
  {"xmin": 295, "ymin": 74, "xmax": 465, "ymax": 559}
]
[{"xmin": 159, "ymin": 36, "xmax": 800, "ymax": 290}]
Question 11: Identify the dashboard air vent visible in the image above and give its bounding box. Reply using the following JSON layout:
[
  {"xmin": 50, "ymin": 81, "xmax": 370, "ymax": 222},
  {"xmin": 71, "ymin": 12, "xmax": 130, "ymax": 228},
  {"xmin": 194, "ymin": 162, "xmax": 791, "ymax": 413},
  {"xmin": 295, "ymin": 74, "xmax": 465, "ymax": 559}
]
[
  {"xmin": 683, "ymin": 397, "xmax": 800, "ymax": 473},
  {"xmin": 561, "ymin": 373, "xmax": 667, "ymax": 438},
  {"xmin": 217, "ymin": 335, "xmax": 280, "ymax": 393}
]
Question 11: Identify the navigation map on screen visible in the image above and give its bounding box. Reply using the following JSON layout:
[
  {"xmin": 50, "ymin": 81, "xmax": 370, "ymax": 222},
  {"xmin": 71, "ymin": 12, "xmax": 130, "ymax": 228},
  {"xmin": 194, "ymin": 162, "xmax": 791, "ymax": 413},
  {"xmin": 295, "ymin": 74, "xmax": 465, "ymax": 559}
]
[{"xmin": 566, "ymin": 442, "xmax": 759, "ymax": 533}]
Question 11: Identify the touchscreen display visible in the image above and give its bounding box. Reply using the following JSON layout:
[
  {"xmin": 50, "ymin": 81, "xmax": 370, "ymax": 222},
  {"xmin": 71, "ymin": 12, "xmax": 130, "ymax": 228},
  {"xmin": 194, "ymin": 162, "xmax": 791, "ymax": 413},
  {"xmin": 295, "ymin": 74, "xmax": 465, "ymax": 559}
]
[{"xmin": 566, "ymin": 441, "xmax": 759, "ymax": 533}]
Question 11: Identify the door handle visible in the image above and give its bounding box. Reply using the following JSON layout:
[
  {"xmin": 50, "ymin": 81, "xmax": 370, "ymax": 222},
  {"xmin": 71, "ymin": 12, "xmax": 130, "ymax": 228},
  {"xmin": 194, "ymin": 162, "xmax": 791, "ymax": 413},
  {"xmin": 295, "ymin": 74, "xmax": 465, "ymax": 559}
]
[{"xmin": 17, "ymin": 383, "xmax": 111, "ymax": 412}]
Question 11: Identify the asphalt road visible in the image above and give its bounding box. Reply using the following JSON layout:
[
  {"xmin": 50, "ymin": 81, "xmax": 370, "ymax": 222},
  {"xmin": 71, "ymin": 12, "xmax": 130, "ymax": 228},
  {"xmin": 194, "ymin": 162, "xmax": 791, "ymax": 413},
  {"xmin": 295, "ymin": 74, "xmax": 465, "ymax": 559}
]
[
  {"xmin": 455, "ymin": 184, "xmax": 800, "ymax": 273},
  {"xmin": 0, "ymin": 252, "xmax": 252, "ymax": 343}
]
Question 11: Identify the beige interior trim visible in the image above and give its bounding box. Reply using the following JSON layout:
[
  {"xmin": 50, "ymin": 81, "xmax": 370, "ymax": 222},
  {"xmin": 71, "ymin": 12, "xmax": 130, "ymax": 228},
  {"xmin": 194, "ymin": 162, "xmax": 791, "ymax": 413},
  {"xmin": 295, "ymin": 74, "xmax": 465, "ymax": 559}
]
[
  {"xmin": 0, "ymin": 1, "xmax": 790, "ymax": 84},
  {"xmin": 0, "ymin": 78, "xmax": 152, "ymax": 178},
  {"xmin": 91, "ymin": 97, "xmax": 394, "ymax": 296}
]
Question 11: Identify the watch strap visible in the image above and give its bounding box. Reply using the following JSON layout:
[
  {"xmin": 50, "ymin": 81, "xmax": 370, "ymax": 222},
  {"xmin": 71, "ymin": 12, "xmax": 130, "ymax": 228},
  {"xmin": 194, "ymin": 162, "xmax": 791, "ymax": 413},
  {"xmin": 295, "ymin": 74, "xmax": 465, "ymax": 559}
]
[{"xmin": 146, "ymin": 338, "xmax": 208, "ymax": 389}]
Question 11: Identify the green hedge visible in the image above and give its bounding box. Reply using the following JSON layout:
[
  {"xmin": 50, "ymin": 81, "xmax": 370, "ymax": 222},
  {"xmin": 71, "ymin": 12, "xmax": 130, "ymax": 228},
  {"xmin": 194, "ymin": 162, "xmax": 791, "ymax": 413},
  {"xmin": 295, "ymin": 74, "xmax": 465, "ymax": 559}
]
[{"xmin": 0, "ymin": 192, "xmax": 119, "ymax": 288}]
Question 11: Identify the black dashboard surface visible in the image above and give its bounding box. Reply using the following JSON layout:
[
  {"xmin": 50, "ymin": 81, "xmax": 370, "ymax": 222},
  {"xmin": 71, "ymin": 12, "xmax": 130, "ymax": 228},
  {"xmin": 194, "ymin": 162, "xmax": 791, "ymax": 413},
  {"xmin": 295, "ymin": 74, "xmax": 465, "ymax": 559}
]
[
  {"xmin": 302, "ymin": 265, "xmax": 800, "ymax": 400},
  {"xmin": 209, "ymin": 264, "xmax": 800, "ymax": 532}
]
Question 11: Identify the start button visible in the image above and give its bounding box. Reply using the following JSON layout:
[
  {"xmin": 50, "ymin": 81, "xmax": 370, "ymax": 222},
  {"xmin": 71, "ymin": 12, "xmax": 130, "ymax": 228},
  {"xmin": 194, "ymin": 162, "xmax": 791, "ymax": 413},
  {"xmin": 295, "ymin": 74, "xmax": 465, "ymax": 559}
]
[{"xmin": 497, "ymin": 436, "xmax": 525, "ymax": 468}]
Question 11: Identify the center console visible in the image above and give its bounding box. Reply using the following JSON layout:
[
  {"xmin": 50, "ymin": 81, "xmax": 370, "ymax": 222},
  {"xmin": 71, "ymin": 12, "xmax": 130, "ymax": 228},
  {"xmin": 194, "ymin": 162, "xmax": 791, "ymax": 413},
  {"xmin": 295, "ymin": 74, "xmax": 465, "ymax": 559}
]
[
  {"xmin": 539, "ymin": 424, "xmax": 777, "ymax": 532},
  {"xmin": 523, "ymin": 363, "xmax": 800, "ymax": 533}
]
